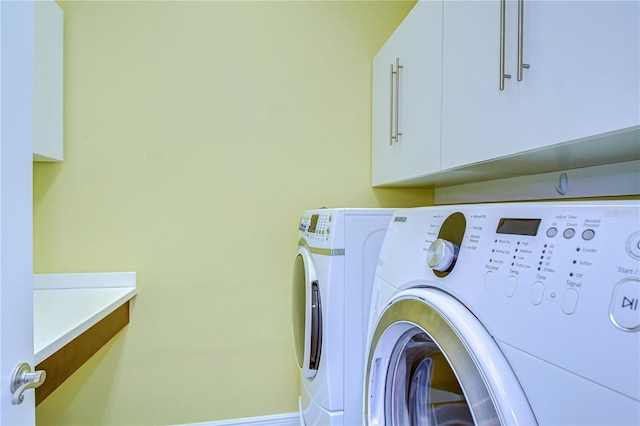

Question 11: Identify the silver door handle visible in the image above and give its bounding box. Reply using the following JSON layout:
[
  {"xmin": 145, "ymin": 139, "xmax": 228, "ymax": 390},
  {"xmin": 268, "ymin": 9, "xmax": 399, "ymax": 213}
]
[
  {"xmin": 10, "ymin": 363, "xmax": 46, "ymax": 405},
  {"xmin": 394, "ymin": 57, "xmax": 403, "ymax": 142},
  {"xmin": 499, "ymin": 0, "xmax": 511, "ymax": 90},
  {"xmin": 517, "ymin": 0, "xmax": 530, "ymax": 81},
  {"xmin": 389, "ymin": 58, "xmax": 403, "ymax": 145},
  {"xmin": 389, "ymin": 63, "xmax": 394, "ymax": 145}
]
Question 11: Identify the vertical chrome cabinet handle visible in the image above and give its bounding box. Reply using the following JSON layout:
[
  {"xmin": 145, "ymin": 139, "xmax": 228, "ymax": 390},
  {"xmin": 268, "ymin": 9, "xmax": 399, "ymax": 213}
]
[
  {"xmin": 10, "ymin": 363, "xmax": 46, "ymax": 405},
  {"xmin": 394, "ymin": 57, "xmax": 403, "ymax": 142},
  {"xmin": 499, "ymin": 0, "xmax": 511, "ymax": 90},
  {"xmin": 389, "ymin": 58, "xmax": 403, "ymax": 144},
  {"xmin": 517, "ymin": 0, "xmax": 530, "ymax": 81},
  {"xmin": 389, "ymin": 63, "xmax": 394, "ymax": 145}
]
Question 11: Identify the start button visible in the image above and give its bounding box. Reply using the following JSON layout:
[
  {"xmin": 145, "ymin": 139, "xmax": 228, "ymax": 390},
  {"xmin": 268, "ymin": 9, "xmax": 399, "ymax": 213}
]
[{"xmin": 610, "ymin": 278, "xmax": 640, "ymax": 332}]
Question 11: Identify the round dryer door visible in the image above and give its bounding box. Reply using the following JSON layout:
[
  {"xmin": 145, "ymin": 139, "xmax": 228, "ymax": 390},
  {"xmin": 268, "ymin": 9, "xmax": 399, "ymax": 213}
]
[
  {"xmin": 292, "ymin": 246, "xmax": 322, "ymax": 379},
  {"xmin": 365, "ymin": 288, "xmax": 536, "ymax": 426}
]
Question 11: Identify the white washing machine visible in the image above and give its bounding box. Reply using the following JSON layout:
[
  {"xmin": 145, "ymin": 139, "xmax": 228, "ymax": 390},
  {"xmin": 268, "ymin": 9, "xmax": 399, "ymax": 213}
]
[
  {"xmin": 365, "ymin": 201, "xmax": 640, "ymax": 425},
  {"xmin": 292, "ymin": 208, "xmax": 394, "ymax": 425}
]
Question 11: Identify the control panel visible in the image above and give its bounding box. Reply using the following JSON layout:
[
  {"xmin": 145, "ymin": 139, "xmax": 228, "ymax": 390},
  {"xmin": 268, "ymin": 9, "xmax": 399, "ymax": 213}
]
[
  {"xmin": 420, "ymin": 204, "xmax": 640, "ymax": 332},
  {"xmin": 299, "ymin": 211, "xmax": 334, "ymax": 243}
]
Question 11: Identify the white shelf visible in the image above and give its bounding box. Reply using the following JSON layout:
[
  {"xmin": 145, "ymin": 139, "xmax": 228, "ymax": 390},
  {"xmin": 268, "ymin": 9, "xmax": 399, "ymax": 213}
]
[{"xmin": 33, "ymin": 272, "xmax": 137, "ymax": 364}]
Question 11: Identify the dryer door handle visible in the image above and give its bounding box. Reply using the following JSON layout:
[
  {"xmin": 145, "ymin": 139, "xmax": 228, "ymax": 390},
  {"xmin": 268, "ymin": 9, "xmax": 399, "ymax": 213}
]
[{"xmin": 308, "ymin": 281, "xmax": 323, "ymax": 370}]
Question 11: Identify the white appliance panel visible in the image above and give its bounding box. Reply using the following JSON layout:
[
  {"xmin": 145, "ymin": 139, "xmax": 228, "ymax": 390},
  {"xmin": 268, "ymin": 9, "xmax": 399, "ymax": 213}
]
[
  {"xmin": 367, "ymin": 201, "xmax": 639, "ymax": 425},
  {"xmin": 294, "ymin": 208, "xmax": 394, "ymax": 425}
]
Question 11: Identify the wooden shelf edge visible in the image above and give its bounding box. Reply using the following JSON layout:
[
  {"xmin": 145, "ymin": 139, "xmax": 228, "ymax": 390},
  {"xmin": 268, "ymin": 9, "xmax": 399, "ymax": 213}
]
[{"xmin": 35, "ymin": 301, "xmax": 131, "ymax": 405}]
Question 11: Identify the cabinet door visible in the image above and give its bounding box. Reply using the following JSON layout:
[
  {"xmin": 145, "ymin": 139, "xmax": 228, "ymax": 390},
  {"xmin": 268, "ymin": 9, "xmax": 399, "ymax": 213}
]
[
  {"xmin": 372, "ymin": 1, "xmax": 442, "ymax": 186},
  {"xmin": 441, "ymin": 0, "xmax": 518, "ymax": 170},
  {"xmin": 33, "ymin": 0, "xmax": 63, "ymax": 162},
  {"xmin": 372, "ymin": 24, "xmax": 402, "ymax": 186},
  {"xmin": 518, "ymin": 1, "xmax": 640, "ymax": 152}
]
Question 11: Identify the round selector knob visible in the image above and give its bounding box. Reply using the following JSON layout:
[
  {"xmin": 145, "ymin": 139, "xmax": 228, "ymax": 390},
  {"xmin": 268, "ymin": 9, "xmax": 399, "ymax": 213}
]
[{"xmin": 427, "ymin": 239, "xmax": 459, "ymax": 272}]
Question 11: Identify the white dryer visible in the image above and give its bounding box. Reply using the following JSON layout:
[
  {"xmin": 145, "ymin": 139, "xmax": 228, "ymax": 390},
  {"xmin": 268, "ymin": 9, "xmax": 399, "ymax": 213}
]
[
  {"xmin": 365, "ymin": 201, "xmax": 640, "ymax": 425},
  {"xmin": 292, "ymin": 208, "xmax": 394, "ymax": 425}
]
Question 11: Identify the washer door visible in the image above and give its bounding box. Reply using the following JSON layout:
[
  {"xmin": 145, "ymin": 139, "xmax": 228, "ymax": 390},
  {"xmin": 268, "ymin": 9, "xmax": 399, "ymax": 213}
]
[
  {"xmin": 366, "ymin": 288, "xmax": 536, "ymax": 426},
  {"xmin": 292, "ymin": 246, "xmax": 322, "ymax": 379}
]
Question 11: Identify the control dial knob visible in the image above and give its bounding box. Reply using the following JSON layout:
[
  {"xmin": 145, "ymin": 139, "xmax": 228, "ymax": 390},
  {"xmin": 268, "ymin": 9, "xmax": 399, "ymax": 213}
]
[{"xmin": 427, "ymin": 239, "xmax": 459, "ymax": 272}]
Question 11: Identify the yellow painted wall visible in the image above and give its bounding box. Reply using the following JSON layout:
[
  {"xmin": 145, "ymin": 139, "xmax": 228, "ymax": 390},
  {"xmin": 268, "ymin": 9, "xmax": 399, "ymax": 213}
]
[{"xmin": 34, "ymin": 1, "xmax": 429, "ymax": 424}]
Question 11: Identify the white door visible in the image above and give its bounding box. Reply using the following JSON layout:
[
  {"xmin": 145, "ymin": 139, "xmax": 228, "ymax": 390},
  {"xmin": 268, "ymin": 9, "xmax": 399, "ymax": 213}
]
[
  {"xmin": 1, "ymin": 1, "xmax": 38, "ymax": 424},
  {"xmin": 371, "ymin": 22, "xmax": 403, "ymax": 186},
  {"xmin": 441, "ymin": 0, "xmax": 518, "ymax": 170},
  {"xmin": 371, "ymin": 1, "xmax": 442, "ymax": 186},
  {"xmin": 517, "ymin": 0, "xmax": 640, "ymax": 152},
  {"xmin": 393, "ymin": 0, "xmax": 442, "ymax": 182}
]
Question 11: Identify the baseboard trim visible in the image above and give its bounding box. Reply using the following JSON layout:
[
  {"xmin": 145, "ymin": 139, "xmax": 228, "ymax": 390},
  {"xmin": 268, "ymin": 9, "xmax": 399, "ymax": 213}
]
[{"xmin": 179, "ymin": 412, "xmax": 298, "ymax": 426}]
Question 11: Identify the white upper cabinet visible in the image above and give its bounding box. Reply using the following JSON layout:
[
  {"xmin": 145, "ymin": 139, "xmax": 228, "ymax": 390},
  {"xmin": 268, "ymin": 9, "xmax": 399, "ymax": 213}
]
[
  {"xmin": 441, "ymin": 0, "xmax": 639, "ymax": 172},
  {"xmin": 517, "ymin": 1, "xmax": 639, "ymax": 152},
  {"xmin": 373, "ymin": 0, "xmax": 639, "ymax": 186},
  {"xmin": 372, "ymin": 1, "xmax": 443, "ymax": 186},
  {"xmin": 33, "ymin": 0, "xmax": 63, "ymax": 162},
  {"xmin": 441, "ymin": 0, "xmax": 518, "ymax": 170}
]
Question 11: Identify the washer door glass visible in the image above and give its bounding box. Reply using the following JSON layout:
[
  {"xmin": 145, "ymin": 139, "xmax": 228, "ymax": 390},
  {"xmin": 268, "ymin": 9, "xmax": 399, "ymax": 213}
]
[{"xmin": 387, "ymin": 329, "xmax": 473, "ymax": 425}]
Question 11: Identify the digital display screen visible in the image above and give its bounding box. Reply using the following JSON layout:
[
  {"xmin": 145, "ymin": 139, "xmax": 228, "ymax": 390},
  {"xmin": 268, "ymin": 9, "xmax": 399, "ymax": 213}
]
[
  {"xmin": 496, "ymin": 218, "xmax": 541, "ymax": 236},
  {"xmin": 308, "ymin": 215, "xmax": 319, "ymax": 233}
]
